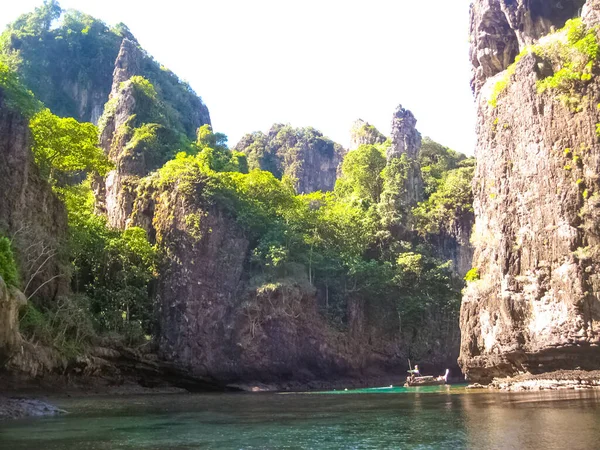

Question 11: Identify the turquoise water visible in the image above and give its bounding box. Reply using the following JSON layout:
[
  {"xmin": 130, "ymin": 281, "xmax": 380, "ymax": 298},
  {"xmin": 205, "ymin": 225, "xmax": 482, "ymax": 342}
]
[{"xmin": 1, "ymin": 385, "xmax": 600, "ymax": 449}]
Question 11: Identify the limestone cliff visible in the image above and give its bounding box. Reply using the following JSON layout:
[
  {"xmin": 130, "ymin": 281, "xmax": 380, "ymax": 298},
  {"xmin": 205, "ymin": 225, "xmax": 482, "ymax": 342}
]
[
  {"xmin": 0, "ymin": 88, "xmax": 68, "ymax": 303},
  {"xmin": 3, "ymin": 8, "xmax": 210, "ymax": 131},
  {"xmin": 235, "ymin": 125, "xmax": 345, "ymax": 194},
  {"xmin": 0, "ymin": 277, "xmax": 26, "ymax": 367},
  {"xmin": 128, "ymin": 176, "xmax": 421, "ymax": 385},
  {"xmin": 388, "ymin": 105, "xmax": 424, "ymax": 206},
  {"xmin": 349, "ymin": 119, "xmax": 387, "ymax": 150},
  {"xmin": 96, "ymin": 39, "xmax": 211, "ymax": 228},
  {"xmin": 460, "ymin": 0, "xmax": 600, "ymax": 382}
]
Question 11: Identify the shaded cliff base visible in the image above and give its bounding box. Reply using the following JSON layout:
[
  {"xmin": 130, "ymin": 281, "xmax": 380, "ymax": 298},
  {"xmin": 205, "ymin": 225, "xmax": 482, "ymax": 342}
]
[{"xmin": 468, "ymin": 370, "xmax": 600, "ymax": 392}]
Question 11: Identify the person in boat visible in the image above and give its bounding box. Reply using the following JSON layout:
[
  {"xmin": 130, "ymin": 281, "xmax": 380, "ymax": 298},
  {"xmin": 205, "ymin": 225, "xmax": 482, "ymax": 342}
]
[{"xmin": 407, "ymin": 364, "xmax": 421, "ymax": 381}]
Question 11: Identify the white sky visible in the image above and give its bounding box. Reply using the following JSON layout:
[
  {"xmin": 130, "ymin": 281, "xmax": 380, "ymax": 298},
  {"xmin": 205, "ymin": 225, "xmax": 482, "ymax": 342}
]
[{"xmin": 3, "ymin": 0, "xmax": 476, "ymax": 154}]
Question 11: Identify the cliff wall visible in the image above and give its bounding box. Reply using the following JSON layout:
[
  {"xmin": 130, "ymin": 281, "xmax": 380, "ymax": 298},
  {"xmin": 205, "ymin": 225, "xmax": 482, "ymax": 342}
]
[
  {"xmin": 460, "ymin": 0, "xmax": 600, "ymax": 382},
  {"xmin": 0, "ymin": 88, "xmax": 68, "ymax": 303}
]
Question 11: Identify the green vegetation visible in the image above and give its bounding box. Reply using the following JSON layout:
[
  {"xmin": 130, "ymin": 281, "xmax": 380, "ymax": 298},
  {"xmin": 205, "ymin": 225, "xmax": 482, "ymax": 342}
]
[
  {"xmin": 334, "ymin": 143, "xmax": 387, "ymax": 204},
  {"xmin": 29, "ymin": 108, "xmax": 112, "ymax": 183},
  {"xmin": 1, "ymin": 1, "xmax": 208, "ymax": 139},
  {"xmin": 413, "ymin": 166, "xmax": 474, "ymax": 235},
  {"xmin": 464, "ymin": 268, "xmax": 480, "ymax": 283},
  {"xmin": 235, "ymin": 124, "xmax": 342, "ymax": 190},
  {"xmin": 0, "ymin": 235, "xmax": 19, "ymax": 287},
  {"xmin": 60, "ymin": 181, "xmax": 157, "ymax": 342},
  {"xmin": 152, "ymin": 131, "xmax": 469, "ymax": 336},
  {"xmin": 413, "ymin": 139, "xmax": 474, "ymax": 235},
  {"xmin": 490, "ymin": 18, "xmax": 599, "ymax": 109},
  {"xmin": 19, "ymin": 295, "xmax": 96, "ymax": 357},
  {"xmin": 0, "ymin": 3, "xmax": 475, "ymax": 364},
  {"xmin": 0, "ymin": 1, "xmax": 122, "ymax": 119},
  {"xmin": 0, "ymin": 62, "xmax": 41, "ymax": 116}
]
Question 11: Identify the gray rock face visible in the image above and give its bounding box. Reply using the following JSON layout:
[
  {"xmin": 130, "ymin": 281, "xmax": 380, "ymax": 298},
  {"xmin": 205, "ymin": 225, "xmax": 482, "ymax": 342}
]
[
  {"xmin": 96, "ymin": 40, "xmax": 145, "ymax": 228},
  {"xmin": 96, "ymin": 38, "xmax": 211, "ymax": 228},
  {"xmin": 469, "ymin": 0, "xmax": 586, "ymax": 94},
  {"xmin": 235, "ymin": 125, "xmax": 345, "ymax": 194},
  {"xmin": 0, "ymin": 277, "xmax": 26, "ymax": 367},
  {"xmin": 111, "ymin": 39, "xmax": 143, "ymax": 93},
  {"xmin": 460, "ymin": 0, "xmax": 600, "ymax": 382},
  {"xmin": 0, "ymin": 89, "xmax": 68, "ymax": 303},
  {"xmin": 0, "ymin": 397, "xmax": 66, "ymax": 420},
  {"xmin": 349, "ymin": 119, "xmax": 386, "ymax": 150},
  {"xmin": 428, "ymin": 214, "xmax": 475, "ymax": 280},
  {"xmin": 388, "ymin": 105, "xmax": 424, "ymax": 206}
]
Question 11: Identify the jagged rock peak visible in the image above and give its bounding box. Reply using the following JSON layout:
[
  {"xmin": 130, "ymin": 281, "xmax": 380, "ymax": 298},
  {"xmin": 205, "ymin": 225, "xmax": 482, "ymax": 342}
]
[
  {"xmin": 111, "ymin": 39, "xmax": 144, "ymax": 96},
  {"xmin": 469, "ymin": 0, "xmax": 586, "ymax": 94},
  {"xmin": 388, "ymin": 105, "xmax": 421, "ymax": 160},
  {"xmin": 349, "ymin": 119, "xmax": 386, "ymax": 150}
]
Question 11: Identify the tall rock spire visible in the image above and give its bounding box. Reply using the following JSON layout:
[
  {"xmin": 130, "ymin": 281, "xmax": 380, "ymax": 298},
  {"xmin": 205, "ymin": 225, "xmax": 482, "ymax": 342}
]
[{"xmin": 387, "ymin": 105, "xmax": 424, "ymax": 206}]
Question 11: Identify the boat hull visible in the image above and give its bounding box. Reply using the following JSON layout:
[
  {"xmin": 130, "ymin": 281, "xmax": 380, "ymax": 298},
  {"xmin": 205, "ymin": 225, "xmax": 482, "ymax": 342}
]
[{"xmin": 404, "ymin": 379, "xmax": 447, "ymax": 387}]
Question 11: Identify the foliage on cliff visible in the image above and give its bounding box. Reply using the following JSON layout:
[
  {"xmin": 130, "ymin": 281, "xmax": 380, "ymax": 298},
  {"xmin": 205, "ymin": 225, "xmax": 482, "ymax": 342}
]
[
  {"xmin": 0, "ymin": 236, "xmax": 19, "ymax": 287},
  {"xmin": 30, "ymin": 108, "xmax": 111, "ymax": 183},
  {"xmin": 0, "ymin": 62, "xmax": 41, "ymax": 117},
  {"xmin": 1, "ymin": 1, "xmax": 209, "ymax": 135},
  {"xmin": 490, "ymin": 18, "xmax": 599, "ymax": 109},
  {"xmin": 0, "ymin": 3, "xmax": 474, "ymax": 364},
  {"xmin": 234, "ymin": 124, "xmax": 343, "ymax": 193},
  {"xmin": 153, "ymin": 132, "xmax": 468, "ymax": 334}
]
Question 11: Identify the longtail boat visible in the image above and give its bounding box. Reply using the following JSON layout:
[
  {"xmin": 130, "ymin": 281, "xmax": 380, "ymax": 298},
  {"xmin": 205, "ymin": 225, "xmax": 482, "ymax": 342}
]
[{"xmin": 404, "ymin": 369, "xmax": 449, "ymax": 387}]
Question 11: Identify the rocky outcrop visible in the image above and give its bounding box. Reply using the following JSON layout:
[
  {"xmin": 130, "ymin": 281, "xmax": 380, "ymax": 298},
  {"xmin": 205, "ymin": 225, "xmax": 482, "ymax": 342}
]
[
  {"xmin": 0, "ymin": 397, "xmax": 66, "ymax": 420},
  {"xmin": 0, "ymin": 277, "xmax": 26, "ymax": 367},
  {"xmin": 388, "ymin": 105, "xmax": 424, "ymax": 206},
  {"xmin": 460, "ymin": 0, "xmax": 600, "ymax": 382},
  {"xmin": 0, "ymin": 89, "xmax": 68, "ymax": 303},
  {"xmin": 128, "ymin": 178, "xmax": 397, "ymax": 384},
  {"xmin": 235, "ymin": 125, "xmax": 345, "ymax": 194},
  {"xmin": 469, "ymin": 0, "xmax": 586, "ymax": 94},
  {"xmin": 95, "ymin": 39, "xmax": 147, "ymax": 228},
  {"xmin": 349, "ymin": 119, "xmax": 386, "ymax": 150},
  {"xmin": 428, "ymin": 214, "xmax": 475, "ymax": 280},
  {"xmin": 96, "ymin": 39, "xmax": 211, "ymax": 228}
]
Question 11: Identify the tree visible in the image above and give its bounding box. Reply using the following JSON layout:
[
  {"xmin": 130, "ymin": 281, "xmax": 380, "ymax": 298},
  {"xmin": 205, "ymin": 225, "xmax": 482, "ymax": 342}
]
[
  {"xmin": 29, "ymin": 108, "xmax": 112, "ymax": 183},
  {"xmin": 335, "ymin": 144, "xmax": 387, "ymax": 205},
  {"xmin": 413, "ymin": 166, "xmax": 474, "ymax": 235}
]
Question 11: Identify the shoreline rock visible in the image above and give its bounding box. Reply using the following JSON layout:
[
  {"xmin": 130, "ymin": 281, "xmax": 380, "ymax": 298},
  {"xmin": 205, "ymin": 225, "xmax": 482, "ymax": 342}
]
[
  {"xmin": 0, "ymin": 397, "xmax": 66, "ymax": 420},
  {"xmin": 488, "ymin": 370, "xmax": 600, "ymax": 392}
]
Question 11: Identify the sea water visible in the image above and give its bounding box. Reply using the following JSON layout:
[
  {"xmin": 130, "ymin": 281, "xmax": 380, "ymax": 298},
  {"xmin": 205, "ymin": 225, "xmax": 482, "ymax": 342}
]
[{"xmin": 1, "ymin": 385, "xmax": 600, "ymax": 449}]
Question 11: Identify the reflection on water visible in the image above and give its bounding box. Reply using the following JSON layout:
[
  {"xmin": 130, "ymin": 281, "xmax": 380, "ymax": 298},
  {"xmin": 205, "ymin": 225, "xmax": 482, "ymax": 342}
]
[{"xmin": 1, "ymin": 387, "xmax": 600, "ymax": 449}]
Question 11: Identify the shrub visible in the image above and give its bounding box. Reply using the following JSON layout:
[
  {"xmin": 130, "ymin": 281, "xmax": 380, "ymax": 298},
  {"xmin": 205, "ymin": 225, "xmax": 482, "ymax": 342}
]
[
  {"xmin": 0, "ymin": 62, "xmax": 42, "ymax": 117},
  {"xmin": 20, "ymin": 295, "xmax": 97, "ymax": 357},
  {"xmin": 0, "ymin": 235, "xmax": 19, "ymax": 287},
  {"xmin": 464, "ymin": 268, "xmax": 480, "ymax": 282}
]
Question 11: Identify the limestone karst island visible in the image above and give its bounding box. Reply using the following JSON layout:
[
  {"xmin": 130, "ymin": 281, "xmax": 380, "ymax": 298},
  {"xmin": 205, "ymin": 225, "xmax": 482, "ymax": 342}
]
[{"xmin": 1, "ymin": 0, "xmax": 600, "ymax": 448}]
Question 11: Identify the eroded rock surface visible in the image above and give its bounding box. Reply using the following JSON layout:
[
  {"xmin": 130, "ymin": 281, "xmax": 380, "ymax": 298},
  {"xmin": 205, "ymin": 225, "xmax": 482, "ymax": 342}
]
[
  {"xmin": 460, "ymin": 0, "xmax": 600, "ymax": 382},
  {"xmin": 96, "ymin": 38, "xmax": 211, "ymax": 228},
  {"xmin": 469, "ymin": 0, "xmax": 586, "ymax": 94},
  {"xmin": 0, "ymin": 397, "xmax": 66, "ymax": 420},
  {"xmin": 388, "ymin": 105, "xmax": 424, "ymax": 206},
  {"xmin": 0, "ymin": 88, "xmax": 68, "ymax": 302},
  {"xmin": 235, "ymin": 124, "xmax": 345, "ymax": 194},
  {"xmin": 349, "ymin": 119, "xmax": 386, "ymax": 150}
]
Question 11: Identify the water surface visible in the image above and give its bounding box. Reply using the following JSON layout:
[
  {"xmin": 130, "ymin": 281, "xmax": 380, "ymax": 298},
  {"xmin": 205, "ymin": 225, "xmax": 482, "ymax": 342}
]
[{"xmin": 1, "ymin": 385, "xmax": 600, "ymax": 449}]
